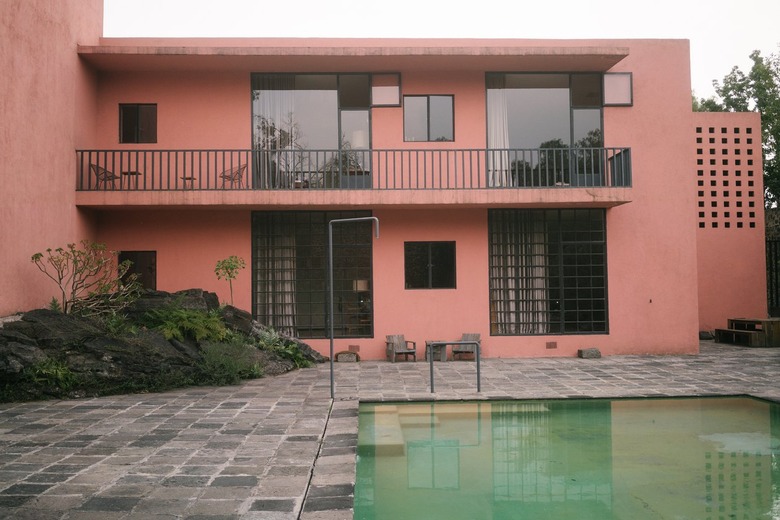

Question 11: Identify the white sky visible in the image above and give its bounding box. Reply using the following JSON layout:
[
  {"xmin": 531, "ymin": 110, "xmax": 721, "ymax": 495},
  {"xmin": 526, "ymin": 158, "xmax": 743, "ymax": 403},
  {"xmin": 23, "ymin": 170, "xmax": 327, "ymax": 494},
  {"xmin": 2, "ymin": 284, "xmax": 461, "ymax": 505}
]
[{"xmin": 103, "ymin": 0, "xmax": 780, "ymax": 99}]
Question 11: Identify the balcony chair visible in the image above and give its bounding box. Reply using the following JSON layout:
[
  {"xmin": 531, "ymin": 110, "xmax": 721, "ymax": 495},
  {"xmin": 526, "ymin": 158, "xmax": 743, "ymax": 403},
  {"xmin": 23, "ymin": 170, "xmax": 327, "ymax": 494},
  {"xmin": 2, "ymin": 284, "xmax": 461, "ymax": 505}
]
[
  {"xmin": 452, "ymin": 333, "xmax": 480, "ymax": 360},
  {"xmin": 90, "ymin": 164, "xmax": 118, "ymax": 189},
  {"xmin": 219, "ymin": 164, "xmax": 248, "ymax": 188},
  {"xmin": 385, "ymin": 334, "xmax": 417, "ymax": 362}
]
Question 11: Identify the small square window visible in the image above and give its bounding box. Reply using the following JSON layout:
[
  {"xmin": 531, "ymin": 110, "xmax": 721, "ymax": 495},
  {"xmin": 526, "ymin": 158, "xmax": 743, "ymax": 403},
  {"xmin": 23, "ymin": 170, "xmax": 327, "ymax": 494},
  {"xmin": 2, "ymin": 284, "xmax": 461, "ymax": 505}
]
[
  {"xmin": 404, "ymin": 241, "xmax": 456, "ymax": 289},
  {"xmin": 404, "ymin": 95, "xmax": 454, "ymax": 142},
  {"xmin": 119, "ymin": 104, "xmax": 157, "ymax": 144},
  {"xmin": 371, "ymin": 73, "xmax": 401, "ymax": 106},
  {"xmin": 603, "ymin": 73, "xmax": 632, "ymax": 106}
]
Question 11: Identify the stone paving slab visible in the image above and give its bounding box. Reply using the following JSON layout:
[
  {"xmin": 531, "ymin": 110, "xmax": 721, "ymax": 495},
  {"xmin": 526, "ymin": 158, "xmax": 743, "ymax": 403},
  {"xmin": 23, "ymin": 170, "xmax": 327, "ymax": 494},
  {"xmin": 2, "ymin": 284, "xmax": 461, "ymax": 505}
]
[{"xmin": 0, "ymin": 341, "xmax": 778, "ymax": 519}]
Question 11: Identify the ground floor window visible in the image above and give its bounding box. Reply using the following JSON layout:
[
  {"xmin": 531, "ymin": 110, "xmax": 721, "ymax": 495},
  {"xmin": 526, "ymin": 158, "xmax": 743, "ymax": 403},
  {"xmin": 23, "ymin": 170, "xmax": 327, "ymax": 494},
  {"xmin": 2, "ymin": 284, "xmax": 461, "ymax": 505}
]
[
  {"xmin": 252, "ymin": 210, "xmax": 373, "ymax": 339},
  {"xmin": 119, "ymin": 250, "xmax": 156, "ymax": 290},
  {"xmin": 488, "ymin": 209, "xmax": 607, "ymax": 335},
  {"xmin": 404, "ymin": 241, "xmax": 456, "ymax": 289}
]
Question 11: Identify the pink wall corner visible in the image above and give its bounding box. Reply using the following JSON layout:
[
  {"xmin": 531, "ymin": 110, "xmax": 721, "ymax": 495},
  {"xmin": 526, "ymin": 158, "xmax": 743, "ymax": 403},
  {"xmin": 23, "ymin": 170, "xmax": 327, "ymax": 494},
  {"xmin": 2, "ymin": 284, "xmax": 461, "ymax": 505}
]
[
  {"xmin": 96, "ymin": 210, "xmax": 253, "ymax": 310},
  {"xmin": 0, "ymin": 0, "xmax": 103, "ymax": 316},
  {"xmin": 597, "ymin": 40, "xmax": 700, "ymax": 355}
]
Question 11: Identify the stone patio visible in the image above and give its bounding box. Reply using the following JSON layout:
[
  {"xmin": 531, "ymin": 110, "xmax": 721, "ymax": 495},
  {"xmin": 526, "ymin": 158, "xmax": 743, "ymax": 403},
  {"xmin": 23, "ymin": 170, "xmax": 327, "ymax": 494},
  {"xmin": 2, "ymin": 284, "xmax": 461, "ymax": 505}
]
[{"xmin": 0, "ymin": 341, "xmax": 778, "ymax": 519}]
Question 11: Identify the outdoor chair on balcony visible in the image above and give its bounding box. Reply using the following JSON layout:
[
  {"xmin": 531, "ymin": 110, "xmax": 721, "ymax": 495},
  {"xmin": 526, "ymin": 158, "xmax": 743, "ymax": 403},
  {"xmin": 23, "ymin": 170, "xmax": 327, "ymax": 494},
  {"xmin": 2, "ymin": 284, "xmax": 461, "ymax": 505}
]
[
  {"xmin": 452, "ymin": 333, "xmax": 480, "ymax": 360},
  {"xmin": 219, "ymin": 164, "xmax": 247, "ymax": 188},
  {"xmin": 90, "ymin": 164, "xmax": 119, "ymax": 189},
  {"xmin": 385, "ymin": 334, "xmax": 417, "ymax": 363}
]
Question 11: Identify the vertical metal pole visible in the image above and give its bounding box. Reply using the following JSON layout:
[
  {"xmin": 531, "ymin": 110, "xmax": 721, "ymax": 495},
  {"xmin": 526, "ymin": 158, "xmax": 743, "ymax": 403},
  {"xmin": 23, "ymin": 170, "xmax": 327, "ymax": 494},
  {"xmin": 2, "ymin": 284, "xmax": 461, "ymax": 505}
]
[
  {"xmin": 328, "ymin": 216, "xmax": 379, "ymax": 400},
  {"xmin": 429, "ymin": 343, "xmax": 435, "ymax": 393},
  {"xmin": 475, "ymin": 341, "xmax": 481, "ymax": 393}
]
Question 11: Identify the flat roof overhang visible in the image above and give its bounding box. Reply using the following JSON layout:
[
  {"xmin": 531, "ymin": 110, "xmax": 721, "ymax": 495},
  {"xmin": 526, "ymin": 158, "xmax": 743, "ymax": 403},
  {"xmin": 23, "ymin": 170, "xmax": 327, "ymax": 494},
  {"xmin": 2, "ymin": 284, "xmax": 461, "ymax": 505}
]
[{"xmin": 78, "ymin": 38, "xmax": 629, "ymax": 72}]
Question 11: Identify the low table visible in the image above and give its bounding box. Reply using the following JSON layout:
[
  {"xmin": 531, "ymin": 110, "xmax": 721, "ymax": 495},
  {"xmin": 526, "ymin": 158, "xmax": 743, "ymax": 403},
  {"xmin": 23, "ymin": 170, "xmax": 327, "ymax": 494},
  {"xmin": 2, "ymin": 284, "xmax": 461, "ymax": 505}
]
[{"xmin": 425, "ymin": 340, "xmax": 482, "ymax": 393}]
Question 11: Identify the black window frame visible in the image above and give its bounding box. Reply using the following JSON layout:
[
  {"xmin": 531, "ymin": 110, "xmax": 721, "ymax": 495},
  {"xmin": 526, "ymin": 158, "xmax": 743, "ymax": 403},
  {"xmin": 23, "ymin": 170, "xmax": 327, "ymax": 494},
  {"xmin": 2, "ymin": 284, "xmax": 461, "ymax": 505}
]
[
  {"xmin": 488, "ymin": 209, "xmax": 608, "ymax": 335},
  {"xmin": 404, "ymin": 241, "xmax": 457, "ymax": 289},
  {"xmin": 252, "ymin": 210, "xmax": 374, "ymax": 339},
  {"xmin": 119, "ymin": 103, "xmax": 157, "ymax": 144},
  {"xmin": 403, "ymin": 94, "xmax": 454, "ymax": 142}
]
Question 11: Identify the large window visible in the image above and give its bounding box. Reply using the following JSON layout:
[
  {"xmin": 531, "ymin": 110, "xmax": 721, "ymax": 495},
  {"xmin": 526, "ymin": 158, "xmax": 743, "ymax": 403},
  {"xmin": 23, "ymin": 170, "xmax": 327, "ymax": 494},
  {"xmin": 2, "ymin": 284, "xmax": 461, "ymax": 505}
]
[
  {"xmin": 488, "ymin": 209, "xmax": 607, "ymax": 335},
  {"xmin": 404, "ymin": 241, "xmax": 456, "ymax": 289},
  {"xmin": 403, "ymin": 95, "xmax": 454, "ymax": 142},
  {"xmin": 251, "ymin": 74, "xmax": 371, "ymax": 189},
  {"xmin": 119, "ymin": 104, "xmax": 157, "ymax": 143},
  {"xmin": 252, "ymin": 211, "xmax": 374, "ymax": 339},
  {"xmin": 485, "ymin": 74, "xmax": 603, "ymax": 187}
]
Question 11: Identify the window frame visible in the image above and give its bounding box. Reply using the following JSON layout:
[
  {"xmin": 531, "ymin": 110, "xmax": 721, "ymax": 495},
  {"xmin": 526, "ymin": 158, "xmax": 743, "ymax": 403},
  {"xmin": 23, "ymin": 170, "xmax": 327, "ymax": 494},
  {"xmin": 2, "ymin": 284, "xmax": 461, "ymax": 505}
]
[
  {"xmin": 404, "ymin": 241, "xmax": 457, "ymax": 289},
  {"xmin": 403, "ymin": 94, "xmax": 455, "ymax": 142},
  {"xmin": 488, "ymin": 209, "xmax": 608, "ymax": 336},
  {"xmin": 119, "ymin": 103, "xmax": 157, "ymax": 144},
  {"xmin": 603, "ymin": 72, "xmax": 633, "ymax": 106}
]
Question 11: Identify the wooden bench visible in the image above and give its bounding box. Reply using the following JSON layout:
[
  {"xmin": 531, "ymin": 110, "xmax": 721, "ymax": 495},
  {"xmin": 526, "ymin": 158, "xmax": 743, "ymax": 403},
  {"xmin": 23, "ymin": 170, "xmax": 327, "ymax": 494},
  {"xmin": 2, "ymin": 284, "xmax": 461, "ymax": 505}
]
[
  {"xmin": 715, "ymin": 317, "xmax": 780, "ymax": 347},
  {"xmin": 714, "ymin": 328, "xmax": 765, "ymax": 347}
]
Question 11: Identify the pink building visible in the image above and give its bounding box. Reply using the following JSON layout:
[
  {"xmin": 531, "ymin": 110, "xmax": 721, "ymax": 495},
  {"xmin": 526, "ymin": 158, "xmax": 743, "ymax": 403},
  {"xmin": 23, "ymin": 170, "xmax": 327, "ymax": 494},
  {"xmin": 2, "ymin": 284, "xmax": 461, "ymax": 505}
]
[{"xmin": 0, "ymin": 0, "xmax": 766, "ymax": 359}]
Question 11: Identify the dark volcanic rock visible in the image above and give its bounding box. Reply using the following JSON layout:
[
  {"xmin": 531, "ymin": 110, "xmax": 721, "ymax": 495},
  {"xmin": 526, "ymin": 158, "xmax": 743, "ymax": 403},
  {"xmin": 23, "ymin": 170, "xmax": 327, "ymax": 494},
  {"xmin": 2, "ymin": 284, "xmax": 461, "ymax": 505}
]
[{"xmin": 1, "ymin": 289, "xmax": 320, "ymax": 402}]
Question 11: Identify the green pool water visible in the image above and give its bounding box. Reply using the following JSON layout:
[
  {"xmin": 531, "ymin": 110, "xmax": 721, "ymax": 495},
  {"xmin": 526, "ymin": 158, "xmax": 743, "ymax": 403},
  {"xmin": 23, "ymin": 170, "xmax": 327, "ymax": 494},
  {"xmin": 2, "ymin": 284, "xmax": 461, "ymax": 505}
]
[{"xmin": 355, "ymin": 397, "xmax": 780, "ymax": 520}]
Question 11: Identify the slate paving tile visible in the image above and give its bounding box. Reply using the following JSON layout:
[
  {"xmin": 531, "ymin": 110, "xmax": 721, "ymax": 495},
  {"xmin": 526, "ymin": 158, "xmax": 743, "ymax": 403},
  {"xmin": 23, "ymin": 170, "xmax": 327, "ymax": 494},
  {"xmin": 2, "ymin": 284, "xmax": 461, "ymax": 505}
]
[{"xmin": 79, "ymin": 496, "xmax": 141, "ymax": 511}]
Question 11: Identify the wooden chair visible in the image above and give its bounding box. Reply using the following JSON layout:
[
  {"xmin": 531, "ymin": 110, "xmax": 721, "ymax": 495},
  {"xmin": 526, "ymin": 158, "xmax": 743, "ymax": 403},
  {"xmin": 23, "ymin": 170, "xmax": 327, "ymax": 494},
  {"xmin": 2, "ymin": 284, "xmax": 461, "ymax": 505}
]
[
  {"xmin": 385, "ymin": 334, "xmax": 417, "ymax": 362},
  {"xmin": 452, "ymin": 333, "xmax": 480, "ymax": 360},
  {"xmin": 219, "ymin": 164, "xmax": 248, "ymax": 188},
  {"xmin": 90, "ymin": 164, "xmax": 118, "ymax": 188}
]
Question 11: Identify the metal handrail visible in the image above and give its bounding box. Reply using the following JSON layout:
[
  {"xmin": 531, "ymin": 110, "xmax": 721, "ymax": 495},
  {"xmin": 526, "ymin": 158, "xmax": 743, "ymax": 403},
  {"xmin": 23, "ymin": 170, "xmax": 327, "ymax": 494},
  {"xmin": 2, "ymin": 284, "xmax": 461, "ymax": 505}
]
[{"xmin": 76, "ymin": 147, "xmax": 631, "ymax": 191}]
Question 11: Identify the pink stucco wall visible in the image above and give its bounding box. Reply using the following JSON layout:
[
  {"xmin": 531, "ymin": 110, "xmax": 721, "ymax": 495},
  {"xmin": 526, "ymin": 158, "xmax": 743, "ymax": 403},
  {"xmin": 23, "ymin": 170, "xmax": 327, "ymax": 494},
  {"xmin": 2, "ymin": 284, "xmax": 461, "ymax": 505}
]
[
  {"xmin": 81, "ymin": 38, "xmax": 704, "ymax": 359},
  {"xmin": 7, "ymin": 27, "xmax": 762, "ymax": 358},
  {"xmin": 96, "ymin": 210, "xmax": 253, "ymax": 310},
  {"xmin": 0, "ymin": 0, "xmax": 103, "ymax": 316},
  {"xmin": 695, "ymin": 112, "xmax": 767, "ymax": 330}
]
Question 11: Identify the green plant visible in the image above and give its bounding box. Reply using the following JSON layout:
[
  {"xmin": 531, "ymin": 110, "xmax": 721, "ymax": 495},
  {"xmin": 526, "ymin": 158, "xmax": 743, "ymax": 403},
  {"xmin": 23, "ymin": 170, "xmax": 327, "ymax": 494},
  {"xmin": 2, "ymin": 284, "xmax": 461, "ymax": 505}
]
[
  {"xmin": 144, "ymin": 308, "xmax": 227, "ymax": 342},
  {"xmin": 214, "ymin": 255, "xmax": 246, "ymax": 305},
  {"xmin": 96, "ymin": 311, "xmax": 138, "ymax": 338},
  {"xmin": 24, "ymin": 359, "xmax": 79, "ymax": 393},
  {"xmin": 255, "ymin": 327, "xmax": 312, "ymax": 368},
  {"xmin": 197, "ymin": 341, "xmax": 263, "ymax": 385},
  {"xmin": 48, "ymin": 297, "xmax": 62, "ymax": 312},
  {"xmin": 31, "ymin": 240, "xmax": 141, "ymax": 315}
]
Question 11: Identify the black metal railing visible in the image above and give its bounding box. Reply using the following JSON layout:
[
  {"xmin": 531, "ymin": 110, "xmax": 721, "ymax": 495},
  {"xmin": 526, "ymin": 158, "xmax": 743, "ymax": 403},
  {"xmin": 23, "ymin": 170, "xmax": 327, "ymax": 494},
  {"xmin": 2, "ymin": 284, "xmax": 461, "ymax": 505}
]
[{"xmin": 76, "ymin": 147, "xmax": 632, "ymax": 191}]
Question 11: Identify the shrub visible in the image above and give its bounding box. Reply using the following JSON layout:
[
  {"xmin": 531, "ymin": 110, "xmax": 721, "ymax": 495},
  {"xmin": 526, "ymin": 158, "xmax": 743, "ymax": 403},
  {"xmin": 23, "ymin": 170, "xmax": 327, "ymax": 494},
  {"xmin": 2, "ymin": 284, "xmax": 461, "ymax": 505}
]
[
  {"xmin": 142, "ymin": 308, "xmax": 227, "ymax": 342},
  {"xmin": 254, "ymin": 327, "xmax": 312, "ymax": 369},
  {"xmin": 23, "ymin": 359, "xmax": 79, "ymax": 393},
  {"xmin": 197, "ymin": 340, "xmax": 263, "ymax": 385},
  {"xmin": 31, "ymin": 240, "xmax": 140, "ymax": 315}
]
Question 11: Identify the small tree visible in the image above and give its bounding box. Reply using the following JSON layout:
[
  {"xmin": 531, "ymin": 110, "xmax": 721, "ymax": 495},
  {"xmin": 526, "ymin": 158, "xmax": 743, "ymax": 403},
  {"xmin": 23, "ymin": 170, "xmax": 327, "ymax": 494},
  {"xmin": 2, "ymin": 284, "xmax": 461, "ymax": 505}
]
[
  {"xmin": 215, "ymin": 255, "xmax": 246, "ymax": 306},
  {"xmin": 31, "ymin": 240, "xmax": 139, "ymax": 315}
]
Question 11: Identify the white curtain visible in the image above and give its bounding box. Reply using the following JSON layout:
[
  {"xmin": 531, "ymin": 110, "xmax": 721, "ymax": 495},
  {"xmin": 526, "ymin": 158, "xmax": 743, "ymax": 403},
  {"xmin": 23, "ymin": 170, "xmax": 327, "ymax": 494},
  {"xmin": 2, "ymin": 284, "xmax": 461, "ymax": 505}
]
[
  {"xmin": 256, "ymin": 227, "xmax": 297, "ymax": 337},
  {"xmin": 254, "ymin": 76, "xmax": 296, "ymax": 188},
  {"xmin": 487, "ymin": 89, "xmax": 511, "ymax": 187},
  {"xmin": 491, "ymin": 213, "xmax": 549, "ymax": 334}
]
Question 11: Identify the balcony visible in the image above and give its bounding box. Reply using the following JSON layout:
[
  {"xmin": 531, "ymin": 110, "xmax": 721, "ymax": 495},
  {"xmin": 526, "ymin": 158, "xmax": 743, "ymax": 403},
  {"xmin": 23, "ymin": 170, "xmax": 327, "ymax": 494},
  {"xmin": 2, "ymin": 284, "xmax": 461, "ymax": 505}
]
[{"xmin": 77, "ymin": 148, "xmax": 630, "ymax": 190}]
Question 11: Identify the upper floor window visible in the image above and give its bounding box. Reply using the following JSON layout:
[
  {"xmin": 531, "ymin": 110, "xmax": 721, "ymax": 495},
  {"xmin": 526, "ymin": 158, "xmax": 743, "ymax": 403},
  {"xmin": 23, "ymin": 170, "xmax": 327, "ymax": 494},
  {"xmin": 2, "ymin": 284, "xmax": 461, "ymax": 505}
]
[
  {"xmin": 372, "ymin": 74, "xmax": 401, "ymax": 106},
  {"xmin": 119, "ymin": 104, "xmax": 157, "ymax": 143},
  {"xmin": 604, "ymin": 72, "xmax": 633, "ymax": 106},
  {"xmin": 486, "ymin": 73, "xmax": 603, "ymax": 151},
  {"xmin": 403, "ymin": 95, "xmax": 454, "ymax": 142},
  {"xmin": 404, "ymin": 241, "xmax": 456, "ymax": 289}
]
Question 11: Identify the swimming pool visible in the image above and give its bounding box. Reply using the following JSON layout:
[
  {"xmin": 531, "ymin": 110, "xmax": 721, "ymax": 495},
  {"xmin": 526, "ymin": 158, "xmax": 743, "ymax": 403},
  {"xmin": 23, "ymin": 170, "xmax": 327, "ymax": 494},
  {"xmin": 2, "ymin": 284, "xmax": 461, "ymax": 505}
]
[{"xmin": 355, "ymin": 397, "xmax": 780, "ymax": 519}]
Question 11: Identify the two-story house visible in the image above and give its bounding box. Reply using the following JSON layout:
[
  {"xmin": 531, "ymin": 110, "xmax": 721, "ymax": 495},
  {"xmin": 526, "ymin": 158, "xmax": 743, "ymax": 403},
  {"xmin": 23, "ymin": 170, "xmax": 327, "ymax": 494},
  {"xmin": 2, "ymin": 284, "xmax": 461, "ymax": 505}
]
[{"xmin": 2, "ymin": 0, "xmax": 766, "ymax": 359}]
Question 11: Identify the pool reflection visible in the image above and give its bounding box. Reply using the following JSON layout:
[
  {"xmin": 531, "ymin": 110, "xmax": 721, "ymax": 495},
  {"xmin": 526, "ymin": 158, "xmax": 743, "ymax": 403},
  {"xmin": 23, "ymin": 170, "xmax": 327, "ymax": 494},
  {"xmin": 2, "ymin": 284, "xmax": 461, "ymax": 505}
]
[{"xmin": 355, "ymin": 397, "xmax": 780, "ymax": 520}]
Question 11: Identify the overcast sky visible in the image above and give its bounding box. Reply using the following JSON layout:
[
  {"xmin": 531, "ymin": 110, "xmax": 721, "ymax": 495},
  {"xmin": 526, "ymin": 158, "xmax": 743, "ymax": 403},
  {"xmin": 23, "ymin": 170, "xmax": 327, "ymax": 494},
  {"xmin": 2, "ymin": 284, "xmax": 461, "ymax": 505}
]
[{"xmin": 103, "ymin": 0, "xmax": 780, "ymax": 99}]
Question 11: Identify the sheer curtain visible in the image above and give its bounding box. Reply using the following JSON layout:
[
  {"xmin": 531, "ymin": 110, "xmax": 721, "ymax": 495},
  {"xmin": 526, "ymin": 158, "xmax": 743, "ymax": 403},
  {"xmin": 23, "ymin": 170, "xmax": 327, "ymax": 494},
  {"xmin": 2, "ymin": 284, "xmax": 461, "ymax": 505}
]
[
  {"xmin": 255, "ymin": 224, "xmax": 298, "ymax": 337},
  {"xmin": 487, "ymin": 86, "xmax": 511, "ymax": 187},
  {"xmin": 253, "ymin": 75, "xmax": 296, "ymax": 188},
  {"xmin": 491, "ymin": 212, "xmax": 549, "ymax": 334}
]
